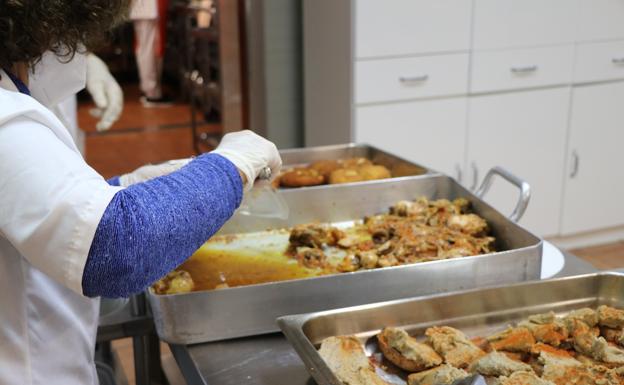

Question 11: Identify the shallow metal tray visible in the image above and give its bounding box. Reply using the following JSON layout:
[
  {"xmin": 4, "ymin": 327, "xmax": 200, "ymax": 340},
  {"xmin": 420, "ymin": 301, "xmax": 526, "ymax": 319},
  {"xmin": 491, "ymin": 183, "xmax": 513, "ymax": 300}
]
[
  {"xmin": 278, "ymin": 143, "xmax": 431, "ymax": 188},
  {"xmin": 278, "ymin": 272, "xmax": 624, "ymax": 385},
  {"xmin": 148, "ymin": 167, "xmax": 541, "ymax": 344}
]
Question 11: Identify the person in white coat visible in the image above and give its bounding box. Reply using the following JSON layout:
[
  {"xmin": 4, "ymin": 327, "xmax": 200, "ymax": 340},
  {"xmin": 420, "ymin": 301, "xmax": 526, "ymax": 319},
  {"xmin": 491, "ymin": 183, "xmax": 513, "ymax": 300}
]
[
  {"xmin": 131, "ymin": 0, "xmax": 171, "ymax": 106},
  {"xmin": 0, "ymin": 2, "xmax": 281, "ymax": 384},
  {"xmin": 55, "ymin": 54, "xmax": 124, "ymax": 154}
]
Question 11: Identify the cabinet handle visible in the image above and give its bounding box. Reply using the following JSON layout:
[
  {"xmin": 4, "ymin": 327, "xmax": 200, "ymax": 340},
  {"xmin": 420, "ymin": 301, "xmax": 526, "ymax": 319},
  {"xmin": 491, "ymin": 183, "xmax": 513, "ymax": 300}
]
[
  {"xmin": 612, "ymin": 57, "xmax": 624, "ymax": 65},
  {"xmin": 455, "ymin": 163, "xmax": 463, "ymax": 184},
  {"xmin": 570, "ymin": 150, "xmax": 580, "ymax": 178},
  {"xmin": 399, "ymin": 75, "xmax": 429, "ymax": 83},
  {"xmin": 470, "ymin": 162, "xmax": 479, "ymax": 191},
  {"xmin": 510, "ymin": 65, "xmax": 538, "ymax": 74}
]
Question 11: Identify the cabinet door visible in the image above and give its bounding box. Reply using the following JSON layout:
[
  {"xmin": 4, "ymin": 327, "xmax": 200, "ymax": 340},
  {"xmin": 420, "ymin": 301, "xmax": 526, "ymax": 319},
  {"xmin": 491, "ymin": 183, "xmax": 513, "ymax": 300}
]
[
  {"xmin": 467, "ymin": 88, "xmax": 569, "ymax": 236},
  {"xmin": 473, "ymin": 0, "xmax": 579, "ymax": 50},
  {"xmin": 355, "ymin": 0, "xmax": 472, "ymax": 58},
  {"xmin": 561, "ymin": 82, "xmax": 624, "ymax": 235},
  {"xmin": 355, "ymin": 98, "xmax": 467, "ymax": 179},
  {"xmin": 577, "ymin": 0, "xmax": 624, "ymax": 42}
]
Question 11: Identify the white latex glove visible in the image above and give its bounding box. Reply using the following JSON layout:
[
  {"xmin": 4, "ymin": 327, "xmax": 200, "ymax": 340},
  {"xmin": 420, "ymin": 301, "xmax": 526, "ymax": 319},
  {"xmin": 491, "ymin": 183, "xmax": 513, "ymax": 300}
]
[
  {"xmin": 211, "ymin": 130, "xmax": 282, "ymax": 191},
  {"xmin": 86, "ymin": 54, "xmax": 124, "ymax": 132},
  {"xmin": 119, "ymin": 159, "xmax": 192, "ymax": 187}
]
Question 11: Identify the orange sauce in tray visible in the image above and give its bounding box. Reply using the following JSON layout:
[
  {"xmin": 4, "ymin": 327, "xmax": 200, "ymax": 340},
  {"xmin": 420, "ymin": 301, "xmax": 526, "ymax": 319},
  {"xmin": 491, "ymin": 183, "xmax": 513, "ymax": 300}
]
[{"xmin": 178, "ymin": 230, "xmax": 325, "ymax": 291}]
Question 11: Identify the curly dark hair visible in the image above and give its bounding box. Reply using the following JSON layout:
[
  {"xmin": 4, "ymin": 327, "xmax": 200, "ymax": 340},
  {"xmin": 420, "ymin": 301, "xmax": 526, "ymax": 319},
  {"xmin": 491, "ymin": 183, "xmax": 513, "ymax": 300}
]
[{"xmin": 0, "ymin": 0, "xmax": 130, "ymax": 70}]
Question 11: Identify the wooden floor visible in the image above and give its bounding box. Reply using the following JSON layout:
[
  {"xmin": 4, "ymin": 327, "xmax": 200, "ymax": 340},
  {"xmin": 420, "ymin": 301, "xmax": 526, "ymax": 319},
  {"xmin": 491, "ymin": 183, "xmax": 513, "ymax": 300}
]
[
  {"xmin": 78, "ymin": 85, "xmax": 220, "ymax": 179},
  {"xmin": 570, "ymin": 241, "xmax": 624, "ymax": 270}
]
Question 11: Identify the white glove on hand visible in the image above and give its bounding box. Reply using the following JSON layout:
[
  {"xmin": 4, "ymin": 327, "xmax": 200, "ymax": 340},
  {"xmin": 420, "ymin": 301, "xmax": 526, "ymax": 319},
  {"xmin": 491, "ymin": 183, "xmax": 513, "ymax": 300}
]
[
  {"xmin": 86, "ymin": 54, "xmax": 124, "ymax": 132},
  {"xmin": 119, "ymin": 159, "xmax": 192, "ymax": 187},
  {"xmin": 211, "ymin": 130, "xmax": 282, "ymax": 191}
]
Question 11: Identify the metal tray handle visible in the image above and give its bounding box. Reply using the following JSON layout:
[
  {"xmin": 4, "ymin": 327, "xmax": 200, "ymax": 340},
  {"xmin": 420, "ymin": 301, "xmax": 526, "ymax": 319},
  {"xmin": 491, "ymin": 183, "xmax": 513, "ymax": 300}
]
[{"xmin": 474, "ymin": 166, "xmax": 531, "ymax": 223}]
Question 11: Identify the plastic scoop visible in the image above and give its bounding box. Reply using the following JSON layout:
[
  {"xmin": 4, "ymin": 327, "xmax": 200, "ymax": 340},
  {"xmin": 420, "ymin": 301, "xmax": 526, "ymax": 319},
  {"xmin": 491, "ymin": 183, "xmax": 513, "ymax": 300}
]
[{"xmin": 238, "ymin": 167, "xmax": 289, "ymax": 220}]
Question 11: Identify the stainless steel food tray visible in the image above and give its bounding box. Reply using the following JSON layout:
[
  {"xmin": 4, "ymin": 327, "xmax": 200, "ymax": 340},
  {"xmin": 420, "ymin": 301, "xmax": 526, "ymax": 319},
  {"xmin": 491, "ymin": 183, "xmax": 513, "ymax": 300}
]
[
  {"xmin": 278, "ymin": 272, "xmax": 624, "ymax": 385},
  {"xmin": 148, "ymin": 167, "xmax": 542, "ymax": 344},
  {"xmin": 278, "ymin": 143, "xmax": 432, "ymax": 188}
]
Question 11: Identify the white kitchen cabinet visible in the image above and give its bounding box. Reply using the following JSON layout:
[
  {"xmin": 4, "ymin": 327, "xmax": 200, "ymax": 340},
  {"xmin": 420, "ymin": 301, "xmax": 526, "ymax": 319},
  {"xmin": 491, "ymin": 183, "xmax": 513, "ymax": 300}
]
[
  {"xmin": 355, "ymin": 53, "xmax": 470, "ymax": 104},
  {"xmin": 561, "ymin": 82, "xmax": 624, "ymax": 235},
  {"xmin": 473, "ymin": 0, "xmax": 579, "ymax": 50},
  {"xmin": 577, "ymin": 0, "xmax": 624, "ymax": 42},
  {"xmin": 470, "ymin": 45, "xmax": 575, "ymax": 93},
  {"xmin": 574, "ymin": 40, "xmax": 624, "ymax": 84},
  {"xmin": 355, "ymin": 98, "xmax": 467, "ymax": 179},
  {"xmin": 355, "ymin": 0, "xmax": 472, "ymax": 58},
  {"xmin": 467, "ymin": 88, "xmax": 569, "ymax": 236}
]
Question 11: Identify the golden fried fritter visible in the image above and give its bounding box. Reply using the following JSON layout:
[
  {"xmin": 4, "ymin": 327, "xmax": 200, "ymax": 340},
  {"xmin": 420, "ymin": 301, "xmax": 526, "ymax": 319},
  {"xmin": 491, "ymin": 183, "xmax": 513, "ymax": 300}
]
[
  {"xmin": 340, "ymin": 157, "xmax": 372, "ymax": 169},
  {"xmin": 377, "ymin": 327, "xmax": 442, "ymax": 372},
  {"xmin": 280, "ymin": 168, "xmax": 325, "ymax": 187},
  {"xmin": 328, "ymin": 168, "xmax": 367, "ymax": 184},
  {"xmin": 359, "ymin": 165, "xmax": 391, "ymax": 181},
  {"xmin": 309, "ymin": 159, "xmax": 341, "ymax": 178}
]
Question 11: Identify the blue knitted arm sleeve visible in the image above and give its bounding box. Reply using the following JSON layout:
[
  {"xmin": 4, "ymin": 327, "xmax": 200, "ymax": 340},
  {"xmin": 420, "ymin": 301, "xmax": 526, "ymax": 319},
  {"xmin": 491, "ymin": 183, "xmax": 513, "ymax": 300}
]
[{"xmin": 82, "ymin": 153, "xmax": 243, "ymax": 298}]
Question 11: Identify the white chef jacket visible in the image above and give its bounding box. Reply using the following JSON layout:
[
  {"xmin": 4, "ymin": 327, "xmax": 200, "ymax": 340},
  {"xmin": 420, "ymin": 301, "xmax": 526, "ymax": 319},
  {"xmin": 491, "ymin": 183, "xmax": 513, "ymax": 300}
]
[
  {"xmin": 0, "ymin": 71, "xmax": 123, "ymax": 385},
  {"xmin": 130, "ymin": 0, "xmax": 158, "ymax": 20}
]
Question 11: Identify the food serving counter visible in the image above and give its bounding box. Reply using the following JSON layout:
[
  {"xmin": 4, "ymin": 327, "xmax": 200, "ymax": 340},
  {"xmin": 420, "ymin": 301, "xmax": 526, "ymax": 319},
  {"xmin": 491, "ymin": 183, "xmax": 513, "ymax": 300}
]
[{"xmin": 167, "ymin": 252, "xmax": 598, "ymax": 385}]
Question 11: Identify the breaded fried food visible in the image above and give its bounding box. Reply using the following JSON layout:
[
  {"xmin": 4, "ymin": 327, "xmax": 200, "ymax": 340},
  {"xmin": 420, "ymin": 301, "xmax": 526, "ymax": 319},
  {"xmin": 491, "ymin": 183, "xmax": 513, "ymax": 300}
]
[
  {"xmin": 598, "ymin": 305, "xmax": 624, "ymax": 329},
  {"xmin": 407, "ymin": 364, "xmax": 470, "ymax": 385},
  {"xmin": 565, "ymin": 318, "xmax": 599, "ymax": 356},
  {"xmin": 309, "ymin": 159, "xmax": 341, "ymax": 178},
  {"xmin": 377, "ymin": 327, "xmax": 442, "ymax": 372},
  {"xmin": 318, "ymin": 336, "xmax": 391, "ymax": 385},
  {"xmin": 520, "ymin": 312, "xmax": 569, "ymax": 347},
  {"xmin": 469, "ymin": 351, "xmax": 533, "ymax": 377},
  {"xmin": 565, "ymin": 308, "xmax": 599, "ymax": 328},
  {"xmin": 340, "ymin": 157, "xmax": 372, "ymax": 168},
  {"xmin": 328, "ymin": 168, "xmax": 367, "ymax": 184},
  {"xmin": 601, "ymin": 327, "xmax": 624, "ymax": 346},
  {"xmin": 530, "ymin": 343, "xmax": 574, "ymax": 358},
  {"xmin": 592, "ymin": 337, "xmax": 624, "ymax": 365},
  {"xmin": 359, "ymin": 165, "xmax": 391, "ymax": 181},
  {"xmin": 493, "ymin": 371, "xmax": 556, "ymax": 385},
  {"xmin": 280, "ymin": 168, "xmax": 325, "ymax": 187},
  {"xmin": 425, "ymin": 326, "xmax": 485, "ymax": 368},
  {"xmin": 488, "ymin": 327, "xmax": 536, "ymax": 353}
]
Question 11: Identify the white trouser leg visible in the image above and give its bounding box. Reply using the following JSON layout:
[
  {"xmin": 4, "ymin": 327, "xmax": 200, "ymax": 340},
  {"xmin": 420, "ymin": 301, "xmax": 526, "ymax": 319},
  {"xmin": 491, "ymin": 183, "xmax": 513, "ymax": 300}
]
[{"xmin": 133, "ymin": 19, "xmax": 162, "ymax": 99}]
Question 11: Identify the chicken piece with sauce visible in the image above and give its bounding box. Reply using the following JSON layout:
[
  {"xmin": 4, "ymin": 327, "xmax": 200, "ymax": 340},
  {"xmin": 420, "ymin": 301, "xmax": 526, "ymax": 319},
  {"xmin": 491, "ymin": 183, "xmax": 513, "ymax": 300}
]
[
  {"xmin": 288, "ymin": 224, "xmax": 344, "ymax": 250},
  {"xmin": 152, "ymin": 270, "xmax": 195, "ymax": 295}
]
